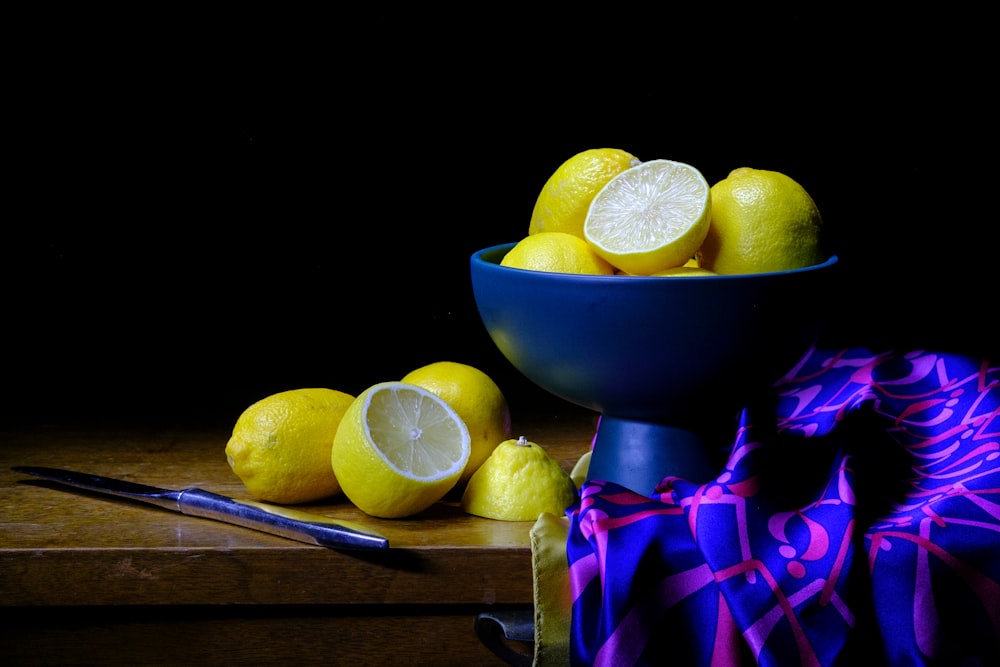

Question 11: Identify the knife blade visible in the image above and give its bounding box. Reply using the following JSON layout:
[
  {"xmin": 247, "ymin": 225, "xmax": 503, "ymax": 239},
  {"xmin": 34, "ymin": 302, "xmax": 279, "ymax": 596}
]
[{"xmin": 11, "ymin": 466, "xmax": 389, "ymax": 551}]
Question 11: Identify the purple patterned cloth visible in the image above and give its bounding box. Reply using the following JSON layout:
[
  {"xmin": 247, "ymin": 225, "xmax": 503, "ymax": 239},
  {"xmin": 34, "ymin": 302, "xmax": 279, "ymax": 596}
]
[{"xmin": 567, "ymin": 347, "xmax": 1000, "ymax": 666}]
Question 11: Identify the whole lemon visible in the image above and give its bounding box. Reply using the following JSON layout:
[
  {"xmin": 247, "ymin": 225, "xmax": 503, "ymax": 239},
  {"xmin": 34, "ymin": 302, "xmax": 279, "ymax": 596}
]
[
  {"xmin": 696, "ymin": 167, "xmax": 825, "ymax": 275},
  {"xmin": 501, "ymin": 232, "xmax": 615, "ymax": 275},
  {"xmin": 529, "ymin": 148, "xmax": 640, "ymax": 238},
  {"xmin": 225, "ymin": 388, "xmax": 354, "ymax": 504},
  {"xmin": 460, "ymin": 436, "xmax": 579, "ymax": 522},
  {"xmin": 402, "ymin": 361, "xmax": 512, "ymax": 486}
]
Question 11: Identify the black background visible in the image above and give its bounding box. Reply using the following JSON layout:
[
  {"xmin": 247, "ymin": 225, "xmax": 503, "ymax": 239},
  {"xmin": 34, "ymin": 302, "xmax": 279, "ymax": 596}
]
[{"xmin": 4, "ymin": 12, "xmax": 997, "ymax": 427}]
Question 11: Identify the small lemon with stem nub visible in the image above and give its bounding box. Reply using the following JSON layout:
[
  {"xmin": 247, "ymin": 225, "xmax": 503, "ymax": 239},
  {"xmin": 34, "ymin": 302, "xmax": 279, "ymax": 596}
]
[{"xmin": 460, "ymin": 435, "xmax": 580, "ymax": 521}]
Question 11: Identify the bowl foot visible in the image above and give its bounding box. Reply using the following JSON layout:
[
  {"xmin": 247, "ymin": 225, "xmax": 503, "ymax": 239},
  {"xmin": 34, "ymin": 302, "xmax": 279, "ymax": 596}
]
[{"xmin": 587, "ymin": 416, "xmax": 725, "ymax": 494}]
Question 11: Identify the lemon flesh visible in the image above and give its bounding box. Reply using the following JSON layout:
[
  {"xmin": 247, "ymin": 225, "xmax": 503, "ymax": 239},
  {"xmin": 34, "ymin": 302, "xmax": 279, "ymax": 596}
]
[
  {"xmin": 225, "ymin": 388, "xmax": 354, "ymax": 504},
  {"xmin": 529, "ymin": 148, "xmax": 640, "ymax": 238},
  {"xmin": 501, "ymin": 231, "xmax": 615, "ymax": 275},
  {"xmin": 584, "ymin": 159, "xmax": 711, "ymax": 275},
  {"xmin": 696, "ymin": 167, "xmax": 825, "ymax": 275},
  {"xmin": 332, "ymin": 382, "xmax": 470, "ymax": 519},
  {"xmin": 401, "ymin": 361, "xmax": 512, "ymax": 487},
  {"xmin": 461, "ymin": 437, "xmax": 579, "ymax": 522}
]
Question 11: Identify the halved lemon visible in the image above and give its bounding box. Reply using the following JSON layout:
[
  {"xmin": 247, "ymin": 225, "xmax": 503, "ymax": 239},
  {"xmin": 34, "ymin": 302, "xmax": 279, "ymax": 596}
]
[
  {"xmin": 401, "ymin": 361, "xmax": 512, "ymax": 487},
  {"xmin": 332, "ymin": 381, "xmax": 471, "ymax": 518},
  {"xmin": 460, "ymin": 436, "xmax": 578, "ymax": 522},
  {"xmin": 584, "ymin": 159, "xmax": 711, "ymax": 275}
]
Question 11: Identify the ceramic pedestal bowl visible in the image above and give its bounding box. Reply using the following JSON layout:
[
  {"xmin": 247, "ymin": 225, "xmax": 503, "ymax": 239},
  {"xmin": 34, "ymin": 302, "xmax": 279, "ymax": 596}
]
[{"xmin": 470, "ymin": 242, "xmax": 839, "ymax": 494}]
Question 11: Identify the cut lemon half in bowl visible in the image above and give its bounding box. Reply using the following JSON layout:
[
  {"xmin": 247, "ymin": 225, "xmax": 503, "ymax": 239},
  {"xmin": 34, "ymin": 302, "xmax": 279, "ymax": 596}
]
[
  {"xmin": 584, "ymin": 159, "xmax": 711, "ymax": 275},
  {"xmin": 331, "ymin": 381, "xmax": 471, "ymax": 518}
]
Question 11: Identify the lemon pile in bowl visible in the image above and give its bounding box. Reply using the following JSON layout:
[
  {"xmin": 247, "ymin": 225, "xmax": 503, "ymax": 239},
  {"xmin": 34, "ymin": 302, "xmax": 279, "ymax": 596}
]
[{"xmin": 503, "ymin": 148, "xmax": 825, "ymax": 277}]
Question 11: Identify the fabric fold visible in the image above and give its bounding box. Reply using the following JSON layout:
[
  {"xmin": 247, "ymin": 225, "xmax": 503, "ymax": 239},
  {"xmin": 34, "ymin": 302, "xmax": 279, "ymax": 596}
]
[
  {"xmin": 566, "ymin": 346, "xmax": 1000, "ymax": 666},
  {"xmin": 532, "ymin": 511, "xmax": 572, "ymax": 666}
]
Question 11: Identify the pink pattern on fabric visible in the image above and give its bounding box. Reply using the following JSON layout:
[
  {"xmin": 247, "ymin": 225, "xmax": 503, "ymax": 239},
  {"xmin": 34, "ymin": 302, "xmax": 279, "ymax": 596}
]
[{"xmin": 566, "ymin": 347, "xmax": 1000, "ymax": 666}]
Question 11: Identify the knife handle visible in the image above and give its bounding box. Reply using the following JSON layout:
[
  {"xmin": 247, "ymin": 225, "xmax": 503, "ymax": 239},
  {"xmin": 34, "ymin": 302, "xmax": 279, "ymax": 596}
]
[{"xmin": 175, "ymin": 489, "xmax": 389, "ymax": 550}]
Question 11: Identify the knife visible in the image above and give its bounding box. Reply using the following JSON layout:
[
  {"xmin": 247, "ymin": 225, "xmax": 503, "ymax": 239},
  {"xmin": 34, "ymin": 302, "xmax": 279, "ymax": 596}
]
[{"xmin": 11, "ymin": 466, "xmax": 389, "ymax": 551}]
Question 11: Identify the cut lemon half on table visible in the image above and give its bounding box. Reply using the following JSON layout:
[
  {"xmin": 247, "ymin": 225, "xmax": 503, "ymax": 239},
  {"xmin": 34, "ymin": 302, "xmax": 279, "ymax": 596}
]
[
  {"xmin": 331, "ymin": 382, "xmax": 471, "ymax": 518},
  {"xmin": 401, "ymin": 361, "xmax": 512, "ymax": 487},
  {"xmin": 461, "ymin": 436, "xmax": 579, "ymax": 522},
  {"xmin": 584, "ymin": 159, "xmax": 711, "ymax": 275}
]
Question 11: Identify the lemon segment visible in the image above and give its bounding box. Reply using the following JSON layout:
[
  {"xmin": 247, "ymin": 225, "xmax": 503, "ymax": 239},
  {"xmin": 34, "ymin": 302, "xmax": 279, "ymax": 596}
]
[
  {"xmin": 401, "ymin": 361, "xmax": 512, "ymax": 487},
  {"xmin": 529, "ymin": 148, "xmax": 640, "ymax": 238},
  {"xmin": 332, "ymin": 382, "xmax": 470, "ymax": 519},
  {"xmin": 225, "ymin": 388, "xmax": 354, "ymax": 505},
  {"xmin": 649, "ymin": 265, "xmax": 717, "ymax": 277},
  {"xmin": 461, "ymin": 436, "xmax": 579, "ymax": 522},
  {"xmin": 696, "ymin": 167, "xmax": 825, "ymax": 275},
  {"xmin": 570, "ymin": 450, "xmax": 592, "ymax": 489},
  {"xmin": 584, "ymin": 159, "xmax": 711, "ymax": 275}
]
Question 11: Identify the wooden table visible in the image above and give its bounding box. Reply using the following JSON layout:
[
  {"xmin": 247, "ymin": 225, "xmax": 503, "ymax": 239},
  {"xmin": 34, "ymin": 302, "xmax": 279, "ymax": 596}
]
[{"xmin": 0, "ymin": 409, "xmax": 598, "ymax": 666}]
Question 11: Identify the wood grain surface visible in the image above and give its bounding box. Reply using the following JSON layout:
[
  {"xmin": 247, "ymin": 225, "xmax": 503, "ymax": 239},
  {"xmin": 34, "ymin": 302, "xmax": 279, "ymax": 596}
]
[{"xmin": 0, "ymin": 409, "xmax": 596, "ymax": 665}]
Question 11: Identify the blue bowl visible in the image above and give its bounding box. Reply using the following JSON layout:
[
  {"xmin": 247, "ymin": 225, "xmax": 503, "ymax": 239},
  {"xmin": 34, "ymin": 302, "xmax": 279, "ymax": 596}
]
[{"xmin": 470, "ymin": 243, "xmax": 839, "ymax": 493}]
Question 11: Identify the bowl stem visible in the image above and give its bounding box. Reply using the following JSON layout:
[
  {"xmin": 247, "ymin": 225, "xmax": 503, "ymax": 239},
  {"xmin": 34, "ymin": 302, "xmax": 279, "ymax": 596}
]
[{"xmin": 587, "ymin": 416, "xmax": 726, "ymax": 494}]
